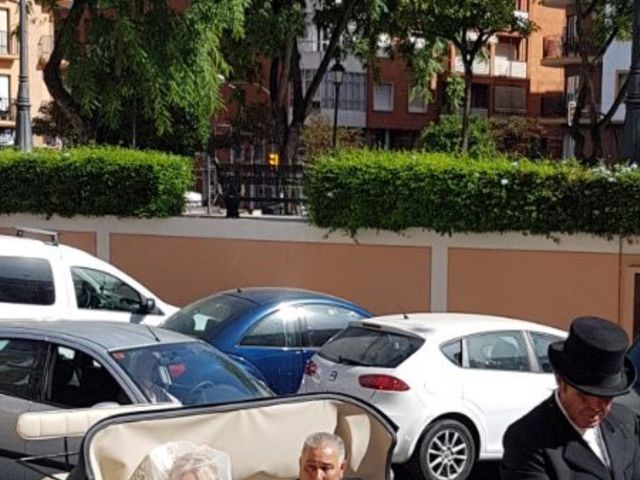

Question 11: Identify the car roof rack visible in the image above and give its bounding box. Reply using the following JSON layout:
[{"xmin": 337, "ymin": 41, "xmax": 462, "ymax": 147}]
[{"xmin": 15, "ymin": 226, "xmax": 59, "ymax": 246}]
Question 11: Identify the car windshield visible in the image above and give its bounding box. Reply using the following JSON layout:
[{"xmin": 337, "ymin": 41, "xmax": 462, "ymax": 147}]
[
  {"xmin": 319, "ymin": 326, "xmax": 424, "ymax": 368},
  {"xmin": 112, "ymin": 341, "xmax": 272, "ymax": 406},
  {"xmin": 163, "ymin": 294, "xmax": 255, "ymax": 340}
]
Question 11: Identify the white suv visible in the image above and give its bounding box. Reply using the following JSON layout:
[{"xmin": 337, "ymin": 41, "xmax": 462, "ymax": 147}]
[{"xmin": 0, "ymin": 229, "xmax": 177, "ymax": 325}]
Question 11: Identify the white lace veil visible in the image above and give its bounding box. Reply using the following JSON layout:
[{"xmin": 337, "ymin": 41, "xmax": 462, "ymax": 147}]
[{"xmin": 129, "ymin": 441, "xmax": 232, "ymax": 480}]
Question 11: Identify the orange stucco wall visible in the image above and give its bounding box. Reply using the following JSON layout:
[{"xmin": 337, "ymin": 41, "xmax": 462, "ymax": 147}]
[
  {"xmin": 448, "ymin": 248, "xmax": 620, "ymax": 331},
  {"xmin": 6, "ymin": 215, "xmax": 640, "ymax": 337},
  {"xmin": 109, "ymin": 234, "xmax": 431, "ymax": 315},
  {"xmin": 618, "ymin": 254, "xmax": 640, "ymax": 337}
]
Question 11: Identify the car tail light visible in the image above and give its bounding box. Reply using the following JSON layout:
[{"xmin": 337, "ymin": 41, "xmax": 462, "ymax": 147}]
[
  {"xmin": 169, "ymin": 363, "xmax": 186, "ymax": 379},
  {"xmin": 358, "ymin": 374, "xmax": 410, "ymax": 391},
  {"xmin": 304, "ymin": 360, "xmax": 318, "ymax": 377}
]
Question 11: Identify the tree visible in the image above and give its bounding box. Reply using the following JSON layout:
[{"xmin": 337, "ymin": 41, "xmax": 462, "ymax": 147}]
[
  {"xmin": 223, "ymin": 0, "xmax": 388, "ymax": 168},
  {"xmin": 300, "ymin": 115, "xmax": 363, "ymax": 160},
  {"xmin": 419, "ymin": 114, "xmax": 497, "ymax": 158},
  {"xmin": 391, "ymin": 0, "xmax": 534, "ymax": 153},
  {"xmin": 40, "ymin": 0, "xmax": 247, "ymax": 149},
  {"xmin": 564, "ymin": 0, "xmax": 632, "ymax": 164},
  {"xmin": 490, "ymin": 116, "xmax": 548, "ymax": 159}
]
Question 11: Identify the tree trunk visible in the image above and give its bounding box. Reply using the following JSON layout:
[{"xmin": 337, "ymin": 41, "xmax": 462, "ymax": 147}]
[
  {"xmin": 284, "ymin": 121, "xmax": 302, "ymax": 165},
  {"xmin": 269, "ymin": 57, "xmax": 289, "ymax": 165},
  {"xmin": 569, "ymin": 63, "xmax": 589, "ymax": 161},
  {"xmin": 585, "ymin": 73, "xmax": 600, "ymax": 164},
  {"xmin": 43, "ymin": 0, "xmax": 93, "ymax": 141},
  {"xmin": 461, "ymin": 63, "xmax": 473, "ymax": 153}
]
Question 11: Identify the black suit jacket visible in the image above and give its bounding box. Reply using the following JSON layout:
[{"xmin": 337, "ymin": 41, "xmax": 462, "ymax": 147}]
[{"xmin": 500, "ymin": 395, "xmax": 640, "ymax": 480}]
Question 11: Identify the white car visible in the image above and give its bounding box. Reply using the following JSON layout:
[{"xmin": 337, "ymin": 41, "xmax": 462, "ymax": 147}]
[
  {"xmin": 298, "ymin": 313, "xmax": 567, "ymax": 480},
  {"xmin": 0, "ymin": 229, "xmax": 177, "ymax": 325}
]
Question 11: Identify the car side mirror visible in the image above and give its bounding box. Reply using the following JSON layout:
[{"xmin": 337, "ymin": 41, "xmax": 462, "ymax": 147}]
[{"xmin": 138, "ymin": 297, "xmax": 156, "ymax": 314}]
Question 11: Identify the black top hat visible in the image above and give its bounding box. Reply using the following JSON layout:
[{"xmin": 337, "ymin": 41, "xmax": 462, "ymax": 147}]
[{"xmin": 548, "ymin": 316, "xmax": 636, "ymax": 397}]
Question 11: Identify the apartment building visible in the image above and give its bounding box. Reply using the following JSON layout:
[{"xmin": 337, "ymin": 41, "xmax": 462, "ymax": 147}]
[
  {"xmin": 0, "ymin": 0, "xmax": 53, "ymax": 147},
  {"xmin": 298, "ymin": 20, "xmax": 367, "ymax": 132},
  {"xmin": 540, "ymin": 0, "xmax": 631, "ymax": 159},
  {"xmin": 293, "ymin": 0, "xmax": 567, "ymax": 154},
  {"xmin": 213, "ymin": 0, "xmax": 566, "ymax": 161},
  {"xmin": 367, "ymin": 0, "xmax": 564, "ymax": 154}
]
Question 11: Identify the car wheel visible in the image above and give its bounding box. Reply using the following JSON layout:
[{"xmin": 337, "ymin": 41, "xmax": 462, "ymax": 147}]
[{"xmin": 413, "ymin": 419, "xmax": 476, "ymax": 480}]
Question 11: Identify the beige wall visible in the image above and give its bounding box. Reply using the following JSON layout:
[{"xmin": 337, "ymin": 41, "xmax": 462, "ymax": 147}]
[
  {"xmin": 529, "ymin": 1, "xmax": 566, "ymax": 97},
  {"xmin": 448, "ymin": 248, "xmax": 619, "ymax": 331},
  {"xmin": 3, "ymin": 214, "xmax": 640, "ymax": 338},
  {"xmin": 110, "ymin": 234, "xmax": 431, "ymax": 315}
]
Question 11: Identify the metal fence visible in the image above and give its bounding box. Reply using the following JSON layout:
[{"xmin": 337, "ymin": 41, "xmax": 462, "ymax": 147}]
[{"xmin": 199, "ymin": 156, "xmax": 305, "ymax": 216}]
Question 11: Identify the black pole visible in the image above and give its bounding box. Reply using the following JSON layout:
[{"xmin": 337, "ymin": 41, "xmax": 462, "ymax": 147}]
[
  {"xmin": 15, "ymin": 0, "xmax": 32, "ymax": 152},
  {"xmin": 332, "ymin": 83, "xmax": 341, "ymax": 149},
  {"xmin": 622, "ymin": 0, "xmax": 640, "ymax": 163}
]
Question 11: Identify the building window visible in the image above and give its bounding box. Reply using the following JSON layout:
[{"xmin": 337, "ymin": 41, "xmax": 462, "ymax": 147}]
[
  {"xmin": 566, "ymin": 75, "xmax": 580, "ymax": 103},
  {"xmin": 299, "ymin": 69, "xmax": 366, "ymax": 111},
  {"xmin": 316, "ymin": 25, "xmax": 330, "ymax": 52},
  {"xmin": 494, "ymin": 85, "xmax": 526, "ymax": 114},
  {"xmin": 0, "ymin": 75, "xmax": 9, "ymax": 112},
  {"xmin": 471, "ymin": 83, "xmax": 489, "ymax": 110},
  {"xmin": 322, "ymin": 72, "xmax": 366, "ymax": 111},
  {"xmin": 408, "ymin": 90, "xmax": 428, "ymax": 113},
  {"xmin": 514, "ymin": 0, "xmax": 528, "ymax": 10},
  {"xmin": 373, "ymin": 83, "xmax": 394, "ymax": 112},
  {"xmin": 565, "ymin": 16, "xmax": 578, "ymax": 54},
  {"xmin": 0, "ymin": 10, "xmax": 7, "ymax": 55},
  {"xmin": 616, "ymin": 70, "xmax": 629, "ymax": 98}
]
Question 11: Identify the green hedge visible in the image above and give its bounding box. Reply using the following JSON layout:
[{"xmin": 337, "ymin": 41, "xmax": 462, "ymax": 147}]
[
  {"xmin": 304, "ymin": 150, "xmax": 640, "ymax": 236},
  {"xmin": 0, "ymin": 147, "xmax": 193, "ymax": 217}
]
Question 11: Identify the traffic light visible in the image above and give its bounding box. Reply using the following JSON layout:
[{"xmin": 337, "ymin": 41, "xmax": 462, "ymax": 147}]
[{"xmin": 268, "ymin": 152, "xmax": 280, "ymax": 167}]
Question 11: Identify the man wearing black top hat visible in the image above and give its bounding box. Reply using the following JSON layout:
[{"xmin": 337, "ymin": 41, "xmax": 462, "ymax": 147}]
[{"xmin": 501, "ymin": 316, "xmax": 640, "ymax": 480}]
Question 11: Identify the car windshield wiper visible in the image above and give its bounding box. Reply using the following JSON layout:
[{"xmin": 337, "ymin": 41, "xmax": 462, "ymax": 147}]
[{"xmin": 337, "ymin": 355, "xmax": 369, "ymax": 366}]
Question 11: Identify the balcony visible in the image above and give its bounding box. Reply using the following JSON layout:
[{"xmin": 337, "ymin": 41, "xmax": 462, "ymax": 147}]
[
  {"xmin": 298, "ymin": 40, "xmax": 322, "ymax": 53},
  {"xmin": 494, "ymin": 57, "xmax": 527, "ymax": 78},
  {"xmin": 455, "ymin": 55, "xmax": 527, "ymax": 78},
  {"xmin": 0, "ymin": 32, "xmax": 18, "ymax": 61},
  {"xmin": 541, "ymin": 35, "xmax": 590, "ymax": 67},
  {"xmin": 37, "ymin": 36, "xmax": 54, "ymax": 69},
  {"xmin": 0, "ymin": 98, "xmax": 16, "ymax": 127},
  {"xmin": 454, "ymin": 56, "xmax": 490, "ymax": 75}
]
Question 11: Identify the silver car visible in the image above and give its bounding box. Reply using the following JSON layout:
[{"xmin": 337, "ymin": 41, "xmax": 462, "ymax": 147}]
[{"xmin": 0, "ymin": 320, "xmax": 272, "ymax": 479}]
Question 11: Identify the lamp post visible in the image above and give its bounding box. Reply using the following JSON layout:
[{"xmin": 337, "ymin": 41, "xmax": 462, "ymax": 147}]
[
  {"xmin": 329, "ymin": 59, "xmax": 345, "ymax": 150},
  {"xmin": 15, "ymin": 0, "xmax": 32, "ymax": 152},
  {"xmin": 622, "ymin": 0, "xmax": 640, "ymax": 163}
]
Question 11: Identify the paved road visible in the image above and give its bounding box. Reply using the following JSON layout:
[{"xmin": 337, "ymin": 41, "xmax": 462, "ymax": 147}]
[{"xmin": 393, "ymin": 461, "xmax": 501, "ymax": 480}]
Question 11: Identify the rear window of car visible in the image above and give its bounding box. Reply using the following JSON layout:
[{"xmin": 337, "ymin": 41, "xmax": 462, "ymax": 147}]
[
  {"xmin": 0, "ymin": 256, "xmax": 55, "ymax": 305},
  {"xmin": 318, "ymin": 326, "xmax": 424, "ymax": 368},
  {"xmin": 163, "ymin": 294, "xmax": 255, "ymax": 340}
]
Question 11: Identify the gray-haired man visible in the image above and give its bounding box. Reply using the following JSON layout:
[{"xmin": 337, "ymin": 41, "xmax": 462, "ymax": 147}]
[{"xmin": 299, "ymin": 432, "xmax": 345, "ymax": 480}]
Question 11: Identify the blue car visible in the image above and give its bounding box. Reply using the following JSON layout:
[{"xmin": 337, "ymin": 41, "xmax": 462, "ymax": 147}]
[{"xmin": 162, "ymin": 288, "xmax": 372, "ymax": 394}]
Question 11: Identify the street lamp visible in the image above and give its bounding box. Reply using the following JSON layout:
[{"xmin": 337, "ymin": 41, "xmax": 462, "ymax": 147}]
[
  {"xmin": 329, "ymin": 59, "xmax": 345, "ymax": 150},
  {"xmin": 14, "ymin": 0, "xmax": 32, "ymax": 152},
  {"xmin": 622, "ymin": 0, "xmax": 640, "ymax": 163}
]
